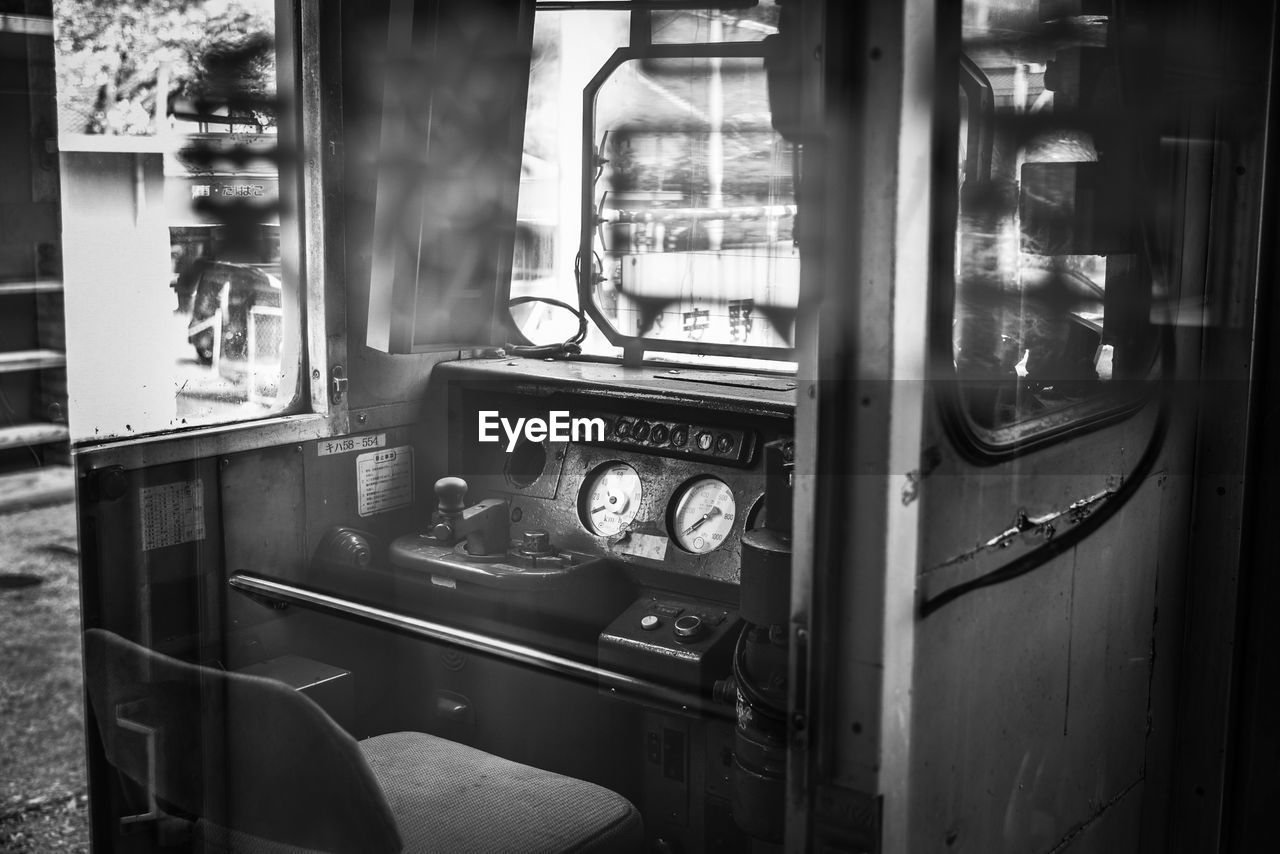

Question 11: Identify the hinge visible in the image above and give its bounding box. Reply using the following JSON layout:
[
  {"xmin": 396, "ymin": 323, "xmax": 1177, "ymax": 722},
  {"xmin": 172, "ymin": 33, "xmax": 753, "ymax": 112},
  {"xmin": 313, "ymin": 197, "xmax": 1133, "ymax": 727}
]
[{"xmin": 330, "ymin": 365, "xmax": 348, "ymax": 405}]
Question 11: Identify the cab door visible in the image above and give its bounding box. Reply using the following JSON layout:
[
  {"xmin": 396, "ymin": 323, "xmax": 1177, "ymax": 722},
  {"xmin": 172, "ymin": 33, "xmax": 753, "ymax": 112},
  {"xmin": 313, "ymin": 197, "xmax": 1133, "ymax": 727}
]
[
  {"xmin": 789, "ymin": 0, "xmax": 1270, "ymax": 851},
  {"xmin": 69, "ymin": 1, "xmax": 535, "ymax": 850}
]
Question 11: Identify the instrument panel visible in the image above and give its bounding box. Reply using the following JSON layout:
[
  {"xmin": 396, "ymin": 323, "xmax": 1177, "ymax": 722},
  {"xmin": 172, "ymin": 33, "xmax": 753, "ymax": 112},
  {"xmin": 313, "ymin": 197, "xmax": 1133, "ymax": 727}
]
[
  {"xmin": 579, "ymin": 467, "xmax": 742, "ymax": 555},
  {"xmin": 464, "ymin": 428, "xmax": 782, "ymax": 588},
  {"xmin": 538, "ymin": 442, "xmax": 768, "ymax": 588},
  {"xmin": 441, "ymin": 367, "xmax": 793, "ymax": 590}
]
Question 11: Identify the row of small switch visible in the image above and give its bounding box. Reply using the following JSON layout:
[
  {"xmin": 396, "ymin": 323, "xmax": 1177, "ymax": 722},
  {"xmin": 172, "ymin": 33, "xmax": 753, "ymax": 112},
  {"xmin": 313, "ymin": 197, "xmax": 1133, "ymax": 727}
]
[{"xmin": 613, "ymin": 419, "xmax": 736, "ymax": 455}]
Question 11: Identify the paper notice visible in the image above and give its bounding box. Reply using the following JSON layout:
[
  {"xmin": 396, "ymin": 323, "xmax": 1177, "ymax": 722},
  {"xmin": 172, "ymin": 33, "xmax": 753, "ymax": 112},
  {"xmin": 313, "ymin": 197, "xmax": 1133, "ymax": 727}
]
[{"xmin": 356, "ymin": 446, "xmax": 413, "ymax": 516}]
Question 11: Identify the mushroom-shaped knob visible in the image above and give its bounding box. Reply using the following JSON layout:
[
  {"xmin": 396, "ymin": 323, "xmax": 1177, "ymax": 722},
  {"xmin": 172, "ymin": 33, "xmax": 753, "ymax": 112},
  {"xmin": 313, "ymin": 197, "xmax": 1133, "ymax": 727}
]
[{"xmin": 434, "ymin": 477, "xmax": 468, "ymax": 515}]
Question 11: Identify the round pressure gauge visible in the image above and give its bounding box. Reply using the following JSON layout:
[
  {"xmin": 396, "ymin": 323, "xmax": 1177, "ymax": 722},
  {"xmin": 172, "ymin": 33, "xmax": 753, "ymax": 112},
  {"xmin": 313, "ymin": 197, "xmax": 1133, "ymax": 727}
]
[
  {"xmin": 580, "ymin": 463, "xmax": 644, "ymax": 536},
  {"xmin": 670, "ymin": 477, "xmax": 737, "ymax": 554}
]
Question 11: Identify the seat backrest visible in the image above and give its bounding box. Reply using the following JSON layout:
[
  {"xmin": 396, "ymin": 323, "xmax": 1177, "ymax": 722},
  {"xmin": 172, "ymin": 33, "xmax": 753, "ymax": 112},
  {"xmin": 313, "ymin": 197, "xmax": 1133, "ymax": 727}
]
[{"xmin": 83, "ymin": 629, "xmax": 402, "ymax": 854}]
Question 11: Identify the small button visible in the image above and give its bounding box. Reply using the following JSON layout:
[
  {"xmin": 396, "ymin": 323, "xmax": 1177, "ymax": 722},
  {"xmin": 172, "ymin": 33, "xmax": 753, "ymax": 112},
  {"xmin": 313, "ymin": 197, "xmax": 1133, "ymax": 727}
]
[
  {"xmin": 673, "ymin": 614, "xmax": 704, "ymax": 641},
  {"xmin": 640, "ymin": 614, "xmax": 661, "ymax": 631},
  {"xmin": 670, "ymin": 426, "xmax": 688, "ymax": 447},
  {"xmin": 650, "ymin": 424, "xmax": 669, "ymax": 444},
  {"xmin": 696, "ymin": 431, "xmax": 714, "ymax": 451},
  {"xmin": 633, "ymin": 422, "xmax": 651, "ymax": 441},
  {"xmin": 715, "ymin": 433, "xmax": 734, "ymax": 454},
  {"xmin": 615, "ymin": 420, "xmax": 632, "ymax": 438}
]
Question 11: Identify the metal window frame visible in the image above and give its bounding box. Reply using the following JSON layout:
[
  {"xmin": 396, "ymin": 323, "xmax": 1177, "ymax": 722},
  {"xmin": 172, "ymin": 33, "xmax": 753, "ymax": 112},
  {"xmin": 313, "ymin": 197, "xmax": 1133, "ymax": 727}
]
[{"xmin": 578, "ymin": 40, "xmax": 800, "ymax": 362}]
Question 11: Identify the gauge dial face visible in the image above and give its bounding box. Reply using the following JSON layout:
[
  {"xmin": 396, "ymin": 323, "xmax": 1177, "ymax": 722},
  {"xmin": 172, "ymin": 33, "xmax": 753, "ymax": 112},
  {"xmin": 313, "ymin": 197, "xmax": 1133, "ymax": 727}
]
[
  {"xmin": 581, "ymin": 463, "xmax": 643, "ymax": 536},
  {"xmin": 671, "ymin": 478, "xmax": 737, "ymax": 554}
]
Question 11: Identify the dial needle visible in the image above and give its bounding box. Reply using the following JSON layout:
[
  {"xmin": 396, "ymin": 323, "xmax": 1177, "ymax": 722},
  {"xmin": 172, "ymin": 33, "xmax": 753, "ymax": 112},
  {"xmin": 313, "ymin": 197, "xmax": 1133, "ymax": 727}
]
[
  {"xmin": 682, "ymin": 507, "xmax": 721, "ymax": 536},
  {"xmin": 591, "ymin": 505, "xmax": 607, "ymax": 514}
]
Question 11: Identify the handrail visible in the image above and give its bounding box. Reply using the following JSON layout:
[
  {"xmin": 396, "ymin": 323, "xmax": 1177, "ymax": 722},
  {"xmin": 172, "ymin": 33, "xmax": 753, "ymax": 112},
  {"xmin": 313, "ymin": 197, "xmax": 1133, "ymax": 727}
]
[{"xmin": 228, "ymin": 572, "xmax": 733, "ymax": 721}]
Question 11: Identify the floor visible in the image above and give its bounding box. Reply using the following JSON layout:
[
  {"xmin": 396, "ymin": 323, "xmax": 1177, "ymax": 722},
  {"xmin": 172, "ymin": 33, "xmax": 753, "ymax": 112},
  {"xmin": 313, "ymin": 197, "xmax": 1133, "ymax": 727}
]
[{"xmin": 0, "ymin": 493, "xmax": 89, "ymax": 853}]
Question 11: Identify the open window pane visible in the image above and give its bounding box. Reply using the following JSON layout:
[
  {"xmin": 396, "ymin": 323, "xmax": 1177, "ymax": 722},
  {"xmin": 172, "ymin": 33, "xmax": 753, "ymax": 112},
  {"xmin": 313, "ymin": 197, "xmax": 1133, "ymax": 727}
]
[{"xmin": 53, "ymin": 0, "xmax": 302, "ymax": 441}]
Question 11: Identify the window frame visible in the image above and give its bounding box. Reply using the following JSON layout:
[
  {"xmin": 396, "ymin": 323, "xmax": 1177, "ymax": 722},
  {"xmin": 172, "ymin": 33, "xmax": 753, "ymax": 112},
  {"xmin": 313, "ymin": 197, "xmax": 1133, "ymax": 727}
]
[
  {"xmin": 933, "ymin": 30, "xmax": 1164, "ymax": 464},
  {"xmin": 70, "ymin": 0, "xmax": 350, "ymax": 470},
  {"xmin": 578, "ymin": 39, "xmax": 800, "ymax": 362}
]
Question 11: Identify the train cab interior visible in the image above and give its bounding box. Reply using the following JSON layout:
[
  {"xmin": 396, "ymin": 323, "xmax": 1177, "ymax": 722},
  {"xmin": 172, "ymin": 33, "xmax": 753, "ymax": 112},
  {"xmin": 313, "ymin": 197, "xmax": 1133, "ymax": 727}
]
[{"xmin": 63, "ymin": 0, "xmax": 1280, "ymax": 852}]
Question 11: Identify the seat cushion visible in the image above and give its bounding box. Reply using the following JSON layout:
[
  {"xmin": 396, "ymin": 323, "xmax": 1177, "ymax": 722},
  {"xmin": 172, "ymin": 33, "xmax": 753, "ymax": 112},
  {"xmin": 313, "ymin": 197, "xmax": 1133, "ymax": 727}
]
[{"xmin": 359, "ymin": 732, "xmax": 643, "ymax": 854}]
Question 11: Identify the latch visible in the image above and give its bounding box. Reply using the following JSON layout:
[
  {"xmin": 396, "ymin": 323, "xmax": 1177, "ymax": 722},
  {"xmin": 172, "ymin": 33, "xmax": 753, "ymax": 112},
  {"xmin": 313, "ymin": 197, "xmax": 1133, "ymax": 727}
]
[{"xmin": 330, "ymin": 365, "xmax": 348, "ymax": 405}]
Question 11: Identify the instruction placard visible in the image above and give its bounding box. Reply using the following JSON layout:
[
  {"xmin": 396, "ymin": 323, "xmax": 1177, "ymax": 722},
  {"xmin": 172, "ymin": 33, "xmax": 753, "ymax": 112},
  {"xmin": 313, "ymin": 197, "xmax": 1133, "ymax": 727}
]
[
  {"xmin": 140, "ymin": 480, "xmax": 206, "ymax": 551},
  {"xmin": 356, "ymin": 446, "xmax": 413, "ymax": 517}
]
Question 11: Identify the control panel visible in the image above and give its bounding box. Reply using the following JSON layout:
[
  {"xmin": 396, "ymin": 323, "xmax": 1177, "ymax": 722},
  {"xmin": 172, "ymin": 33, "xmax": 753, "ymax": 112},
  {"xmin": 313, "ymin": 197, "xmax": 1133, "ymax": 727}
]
[{"xmin": 599, "ymin": 595, "xmax": 741, "ymax": 694}]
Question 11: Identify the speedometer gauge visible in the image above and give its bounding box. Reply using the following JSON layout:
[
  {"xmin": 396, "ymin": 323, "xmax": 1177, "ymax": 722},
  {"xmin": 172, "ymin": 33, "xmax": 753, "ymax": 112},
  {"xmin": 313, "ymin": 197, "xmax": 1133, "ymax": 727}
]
[
  {"xmin": 580, "ymin": 463, "xmax": 643, "ymax": 536},
  {"xmin": 670, "ymin": 477, "xmax": 736, "ymax": 554}
]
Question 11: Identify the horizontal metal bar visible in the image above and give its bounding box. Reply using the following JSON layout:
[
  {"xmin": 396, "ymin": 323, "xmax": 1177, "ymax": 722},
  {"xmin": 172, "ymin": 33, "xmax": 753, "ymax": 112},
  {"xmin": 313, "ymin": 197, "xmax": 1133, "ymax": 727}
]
[
  {"xmin": 537, "ymin": 1, "xmax": 756, "ymax": 10},
  {"xmin": 0, "ymin": 349, "xmax": 65, "ymax": 374},
  {"xmin": 0, "ymin": 280, "xmax": 62, "ymax": 296},
  {"xmin": 0, "ymin": 14, "xmax": 53, "ymax": 37},
  {"xmin": 228, "ymin": 572, "xmax": 733, "ymax": 721},
  {"xmin": 0, "ymin": 423, "xmax": 69, "ymax": 450}
]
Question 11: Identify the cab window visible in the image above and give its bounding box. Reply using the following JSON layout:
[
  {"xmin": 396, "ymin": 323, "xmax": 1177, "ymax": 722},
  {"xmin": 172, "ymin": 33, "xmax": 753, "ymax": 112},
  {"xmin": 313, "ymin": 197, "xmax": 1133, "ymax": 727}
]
[{"xmin": 510, "ymin": 5, "xmax": 797, "ymax": 362}]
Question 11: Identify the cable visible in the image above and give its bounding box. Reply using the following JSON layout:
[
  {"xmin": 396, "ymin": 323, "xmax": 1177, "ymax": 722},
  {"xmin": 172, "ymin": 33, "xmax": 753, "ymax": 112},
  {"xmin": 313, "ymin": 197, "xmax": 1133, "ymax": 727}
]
[{"xmin": 504, "ymin": 294, "xmax": 587, "ymax": 358}]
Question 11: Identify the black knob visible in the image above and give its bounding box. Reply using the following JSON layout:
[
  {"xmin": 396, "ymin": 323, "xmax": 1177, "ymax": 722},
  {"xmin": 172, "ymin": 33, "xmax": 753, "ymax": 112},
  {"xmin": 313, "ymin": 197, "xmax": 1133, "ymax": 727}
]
[
  {"xmin": 651, "ymin": 424, "xmax": 670, "ymax": 444},
  {"xmin": 435, "ymin": 477, "xmax": 468, "ymax": 514},
  {"xmin": 633, "ymin": 422, "xmax": 651, "ymax": 441}
]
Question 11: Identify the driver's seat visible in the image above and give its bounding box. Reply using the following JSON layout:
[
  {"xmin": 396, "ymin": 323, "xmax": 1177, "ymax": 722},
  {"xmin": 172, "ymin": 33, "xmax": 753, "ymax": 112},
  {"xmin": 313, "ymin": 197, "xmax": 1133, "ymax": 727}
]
[{"xmin": 83, "ymin": 628, "xmax": 643, "ymax": 853}]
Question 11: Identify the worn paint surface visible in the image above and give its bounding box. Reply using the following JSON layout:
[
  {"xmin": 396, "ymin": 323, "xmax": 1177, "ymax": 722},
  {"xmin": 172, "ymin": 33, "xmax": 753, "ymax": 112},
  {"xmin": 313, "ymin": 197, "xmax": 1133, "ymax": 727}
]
[{"xmin": 908, "ymin": 398, "xmax": 1189, "ymax": 852}]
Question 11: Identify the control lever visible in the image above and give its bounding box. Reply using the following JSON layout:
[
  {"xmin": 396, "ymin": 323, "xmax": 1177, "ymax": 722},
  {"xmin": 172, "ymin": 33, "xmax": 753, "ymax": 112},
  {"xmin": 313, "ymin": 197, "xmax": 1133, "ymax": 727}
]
[{"xmin": 426, "ymin": 477, "xmax": 509, "ymax": 556}]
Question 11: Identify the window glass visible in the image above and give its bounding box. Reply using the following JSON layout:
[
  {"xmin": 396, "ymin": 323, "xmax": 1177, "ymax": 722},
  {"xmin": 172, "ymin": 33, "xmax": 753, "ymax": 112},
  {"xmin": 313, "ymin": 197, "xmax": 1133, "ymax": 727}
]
[
  {"xmin": 650, "ymin": 6, "xmax": 778, "ymax": 44},
  {"xmin": 53, "ymin": 0, "xmax": 301, "ymax": 441},
  {"xmin": 590, "ymin": 54, "xmax": 798, "ymax": 350},
  {"xmin": 954, "ymin": 0, "xmax": 1156, "ymax": 444},
  {"xmin": 511, "ymin": 10, "xmax": 626, "ymax": 354},
  {"xmin": 511, "ymin": 7, "xmax": 797, "ymax": 360}
]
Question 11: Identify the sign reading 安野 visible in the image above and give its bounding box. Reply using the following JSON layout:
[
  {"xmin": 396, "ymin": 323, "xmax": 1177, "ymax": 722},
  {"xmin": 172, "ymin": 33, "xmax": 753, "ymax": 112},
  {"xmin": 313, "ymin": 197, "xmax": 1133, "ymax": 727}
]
[{"xmin": 356, "ymin": 446, "xmax": 413, "ymax": 517}]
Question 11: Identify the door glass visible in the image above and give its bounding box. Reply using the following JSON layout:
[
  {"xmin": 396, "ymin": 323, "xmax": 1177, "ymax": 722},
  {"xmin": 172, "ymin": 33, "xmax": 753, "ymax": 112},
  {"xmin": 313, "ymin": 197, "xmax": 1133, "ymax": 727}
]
[
  {"xmin": 53, "ymin": 0, "xmax": 302, "ymax": 441},
  {"xmin": 953, "ymin": 0, "xmax": 1159, "ymax": 445}
]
